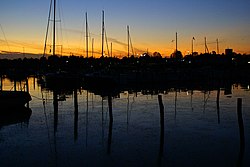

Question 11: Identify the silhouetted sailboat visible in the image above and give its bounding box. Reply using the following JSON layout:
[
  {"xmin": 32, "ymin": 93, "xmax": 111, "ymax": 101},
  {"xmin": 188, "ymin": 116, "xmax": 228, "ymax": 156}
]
[
  {"xmin": 83, "ymin": 11, "xmax": 118, "ymax": 89},
  {"xmin": 0, "ymin": 76, "xmax": 31, "ymax": 109},
  {"xmin": 0, "ymin": 90, "xmax": 31, "ymax": 108},
  {"xmin": 42, "ymin": 0, "xmax": 82, "ymax": 88},
  {"xmin": 0, "ymin": 76, "xmax": 32, "ymax": 128}
]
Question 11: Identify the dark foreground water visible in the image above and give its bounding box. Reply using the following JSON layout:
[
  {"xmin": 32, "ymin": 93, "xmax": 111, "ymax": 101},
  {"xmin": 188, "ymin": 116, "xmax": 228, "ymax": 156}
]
[{"xmin": 0, "ymin": 78, "xmax": 250, "ymax": 167}]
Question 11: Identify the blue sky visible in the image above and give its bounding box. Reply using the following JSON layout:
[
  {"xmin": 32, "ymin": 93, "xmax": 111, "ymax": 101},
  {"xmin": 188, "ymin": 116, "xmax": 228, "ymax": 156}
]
[{"xmin": 0, "ymin": 0, "xmax": 250, "ymax": 57}]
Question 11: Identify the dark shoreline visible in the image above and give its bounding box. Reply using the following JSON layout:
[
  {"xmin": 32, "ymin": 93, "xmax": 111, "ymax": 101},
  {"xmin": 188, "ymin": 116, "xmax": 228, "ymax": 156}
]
[{"xmin": 1, "ymin": 53, "xmax": 250, "ymax": 96}]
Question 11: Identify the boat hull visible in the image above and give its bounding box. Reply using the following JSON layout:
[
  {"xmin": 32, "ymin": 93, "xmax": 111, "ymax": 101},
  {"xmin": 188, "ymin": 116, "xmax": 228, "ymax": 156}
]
[{"xmin": 0, "ymin": 91, "xmax": 32, "ymax": 108}]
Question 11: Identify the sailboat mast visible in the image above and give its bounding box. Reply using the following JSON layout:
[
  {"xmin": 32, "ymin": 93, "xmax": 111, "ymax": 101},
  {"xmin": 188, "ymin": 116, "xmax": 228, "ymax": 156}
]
[
  {"xmin": 216, "ymin": 38, "xmax": 219, "ymax": 54},
  {"xmin": 92, "ymin": 38, "xmax": 94, "ymax": 57},
  {"xmin": 53, "ymin": 0, "xmax": 56, "ymax": 56},
  {"xmin": 101, "ymin": 10, "xmax": 104, "ymax": 57},
  {"xmin": 111, "ymin": 42, "xmax": 112, "ymax": 58},
  {"xmin": 86, "ymin": 12, "xmax": 88, "ymax": 58},
  {"xmin": 176, "ymin": 32, "xmax": 178, "ymax": 52},
  {"xmin": 127, "ymin": 25, "xmax": 130, "ymax": 58},
  {"xmin": 191, "ymin": 38, "xmax": 193, "ymax": 55},
  {"xmin": 43, "ymin": 0, "xmax": 53, "ymax": 57},
  {"xmin": 205, "ymin": 37, "xmax": 207, "ymax": 53}
]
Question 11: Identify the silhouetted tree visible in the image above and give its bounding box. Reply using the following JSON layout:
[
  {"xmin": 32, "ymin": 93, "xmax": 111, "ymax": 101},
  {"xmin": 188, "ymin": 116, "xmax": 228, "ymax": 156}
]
[
  {"xmin": 171, "ymin": 50, "xmax": 183, "ymax": 59},
  {"xmin": 153, "ymin": 52, "xmax": 162, "ymax": 58}
]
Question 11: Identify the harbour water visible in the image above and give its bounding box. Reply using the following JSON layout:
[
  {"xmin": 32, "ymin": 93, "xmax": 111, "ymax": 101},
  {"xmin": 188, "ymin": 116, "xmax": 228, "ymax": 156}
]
[{"xmin": 0, "ymin": 77, "xmax": 250, "ymax": 167}]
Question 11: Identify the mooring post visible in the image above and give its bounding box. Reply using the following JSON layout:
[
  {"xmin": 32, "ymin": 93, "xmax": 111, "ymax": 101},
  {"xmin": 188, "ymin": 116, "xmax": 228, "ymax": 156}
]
[
  {"xmin": 158, "ymin": 95, "xmax": 165, "ymax": 165},
  {"xmin": 108, "ymin": 95, "xmax": 113, "ymax": 122},
  {"xmin": 237, "ymin": 98, "xmax": 244, "ymax": 145},
  {"xmin": 237, "ymin": 98, "xmax": 245, "ymax": 167}
]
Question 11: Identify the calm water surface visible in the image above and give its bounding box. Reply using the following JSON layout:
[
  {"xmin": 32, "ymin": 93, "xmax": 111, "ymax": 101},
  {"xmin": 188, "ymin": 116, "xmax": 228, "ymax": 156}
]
[{"xmin": 0, "ymin": 78, "xmax": 250, "ymax": 167}]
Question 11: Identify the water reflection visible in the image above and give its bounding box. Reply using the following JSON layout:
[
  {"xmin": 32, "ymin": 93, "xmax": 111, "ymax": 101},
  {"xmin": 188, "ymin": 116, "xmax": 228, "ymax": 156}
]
[
  {"xmin": 0, "ymin": 106, "xmax": 32, "ymax": 128},
  {"xmin": 2, "ymin": 77, "xmax": 250, "ymax": 167},
  {"xmin": 37, "ymin": 79, "xmax": 250, "ymax": 166},
  {"xmin": 107, "ymin": 95, "xmax": 113, "ymax": 154},
  {"xmin": 216, "ymin": 88, "xmax": 221, "ymax": 124},
  {"xmin": 86, "ymin": 90, "xmax": 89, "ymax": 147},
  {"xmin": 53, "ymin": 90, "xmax": 58, "ymax": 135},
  {"xmin": 74, "ymin": 88, "xmax": 78, "ymax": 142}
]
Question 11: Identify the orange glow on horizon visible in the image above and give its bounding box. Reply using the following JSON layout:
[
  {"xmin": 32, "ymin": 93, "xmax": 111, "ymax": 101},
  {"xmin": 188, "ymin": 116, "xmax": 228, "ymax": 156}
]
[{"xmin": 1, "ymin": 37, "xmax": 250, "ymax": 59}]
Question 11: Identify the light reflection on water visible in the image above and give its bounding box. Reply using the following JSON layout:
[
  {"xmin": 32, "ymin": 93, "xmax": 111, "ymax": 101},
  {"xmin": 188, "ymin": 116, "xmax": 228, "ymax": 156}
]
[{"xmin": 0, "ymin": 78, "xmax": 250, "ymax": 167}]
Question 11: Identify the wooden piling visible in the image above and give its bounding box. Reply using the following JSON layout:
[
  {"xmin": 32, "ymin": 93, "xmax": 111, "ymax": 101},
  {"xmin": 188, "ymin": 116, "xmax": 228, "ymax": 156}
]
[
  {"xmin": 158, "ymin": 95, "xmax": 165, "ymax": 165},
  {"xmin": 237, "ymin": 98, "xmax": 245, "ymax": 167},
  {"xmin": 108, "ymin": 95, "xmax": 113, "ymax": 122},
  {"xmin": 237, "ymin": 98, "xmax": 244, "ymax": 145}
]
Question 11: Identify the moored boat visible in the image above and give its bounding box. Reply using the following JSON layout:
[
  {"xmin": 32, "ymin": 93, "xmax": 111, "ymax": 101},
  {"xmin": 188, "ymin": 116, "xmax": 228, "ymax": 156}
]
[{"xmin": 0, "ymin": 91, "xmax": 32, "ymax": 108}]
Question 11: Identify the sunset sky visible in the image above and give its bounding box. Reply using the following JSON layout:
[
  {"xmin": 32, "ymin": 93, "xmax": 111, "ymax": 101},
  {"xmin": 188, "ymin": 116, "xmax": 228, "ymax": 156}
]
[{"xmin": 0, "ymin": 0, "xmax": 250, "ymax": 58}]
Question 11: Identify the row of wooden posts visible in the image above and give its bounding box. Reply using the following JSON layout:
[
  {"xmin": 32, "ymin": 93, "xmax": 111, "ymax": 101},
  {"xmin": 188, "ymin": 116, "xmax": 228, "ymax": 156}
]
[{"xmin": 50, "ymin": 89, "xmax": 245, "ymax": 165}]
